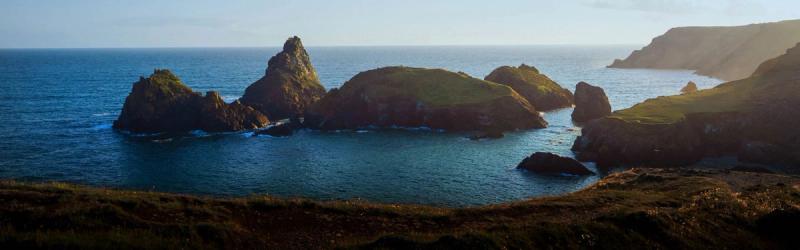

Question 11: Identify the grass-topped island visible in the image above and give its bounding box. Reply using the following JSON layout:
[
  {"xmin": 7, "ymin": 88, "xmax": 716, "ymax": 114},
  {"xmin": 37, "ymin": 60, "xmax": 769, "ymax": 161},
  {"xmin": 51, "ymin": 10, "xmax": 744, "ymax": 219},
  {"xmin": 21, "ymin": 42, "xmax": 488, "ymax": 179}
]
[{"xmin": 305, "ymin": 66, "xmax": 547, "ymax": 134}]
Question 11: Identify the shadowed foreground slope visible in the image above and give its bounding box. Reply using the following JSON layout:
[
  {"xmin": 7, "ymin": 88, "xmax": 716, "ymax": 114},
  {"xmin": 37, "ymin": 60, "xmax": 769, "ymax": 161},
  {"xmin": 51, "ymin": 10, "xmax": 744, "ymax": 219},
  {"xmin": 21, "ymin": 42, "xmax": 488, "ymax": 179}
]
[{"xmin": 0, "ymin": 168, "xmax": 797, "ymax": 249}]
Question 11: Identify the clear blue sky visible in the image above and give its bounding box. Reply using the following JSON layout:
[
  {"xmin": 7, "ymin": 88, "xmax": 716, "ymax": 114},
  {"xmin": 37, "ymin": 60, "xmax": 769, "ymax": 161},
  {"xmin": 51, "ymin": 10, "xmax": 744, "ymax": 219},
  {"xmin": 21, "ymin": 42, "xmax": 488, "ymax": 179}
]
[{"xmin": 1, "ymin": 0, "xmax": 797, "ymax": 48}]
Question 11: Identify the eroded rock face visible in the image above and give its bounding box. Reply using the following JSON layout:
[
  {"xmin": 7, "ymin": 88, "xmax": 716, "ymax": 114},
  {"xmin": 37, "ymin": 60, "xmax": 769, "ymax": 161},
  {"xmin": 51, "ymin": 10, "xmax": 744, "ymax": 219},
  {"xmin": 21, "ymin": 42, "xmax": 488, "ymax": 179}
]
[
  {"xmin": 484, "ymin": 64, "xmax": 574, "ymax": 111},
  {"xmin": 571, "ymin": 82, "xmax": 611, "ymax": 122},
  {"xmin": 113, "ymin": 69, "xmax": 268, "ymax": 133},
  {"xmin": 240, "ymin": 36, "xmax": 326, "ymax": 120},
  {"xmin": 305, "ymin": 66, "xmax": 547, "ymax": 132},
  {"xmin": 574, "ymin": 43, "xmax": 800, "ymax": 168},
  {"xmin": 517, "ymin": 152, "xmax": 594, "ymax": 176}
]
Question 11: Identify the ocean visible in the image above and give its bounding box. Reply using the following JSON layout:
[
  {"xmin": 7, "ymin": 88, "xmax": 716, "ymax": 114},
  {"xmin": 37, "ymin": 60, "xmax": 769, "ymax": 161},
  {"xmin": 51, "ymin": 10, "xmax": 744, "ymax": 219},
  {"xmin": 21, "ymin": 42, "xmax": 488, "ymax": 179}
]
[{"xmin": 0, "ymin": 46, "xmax": 722, "ymax": 206}]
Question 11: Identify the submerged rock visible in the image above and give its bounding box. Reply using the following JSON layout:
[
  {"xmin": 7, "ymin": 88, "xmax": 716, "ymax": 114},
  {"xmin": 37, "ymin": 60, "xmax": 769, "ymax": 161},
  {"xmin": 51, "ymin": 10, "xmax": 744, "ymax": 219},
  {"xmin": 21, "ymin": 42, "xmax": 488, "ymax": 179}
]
[
  {"xmin": 571, "ymin": 82, "xmax": 611, "ymax": 122},
  {"xmin": 680, "ymin": 81, "xmax": 698, "ymax": 94},
  {"xmin": 240, "ymin": 36, "xmax": 326, "ymax": 120},
  {"xmin": 305, "ymin": 66, "xmax": 547, "ymax": 133},
  {"xmin": 484, "ymin": 64, "xmax": 574, "ymax": 111},
  {"xmin": 467, "ymin": 130, "xmax": 504, "ymax": 140},
  {"xmin": 574, "ymin": 43, "xmax": 800, "ymax": 168},
  {"xmin": 517, "ymin": 152, "xmax": 594, "ymax": 176},
  {"xmin": 113, "ymin": 69, "xmax": 269, "ymax": 133}
]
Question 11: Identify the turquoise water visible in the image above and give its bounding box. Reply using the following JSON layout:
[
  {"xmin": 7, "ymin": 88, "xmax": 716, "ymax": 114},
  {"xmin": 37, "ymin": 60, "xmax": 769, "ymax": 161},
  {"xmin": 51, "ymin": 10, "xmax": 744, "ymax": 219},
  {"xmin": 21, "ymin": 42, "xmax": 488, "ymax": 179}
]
[{"xmin": 0, "ymin": 46, "xmax": 721, "ymax": 206}]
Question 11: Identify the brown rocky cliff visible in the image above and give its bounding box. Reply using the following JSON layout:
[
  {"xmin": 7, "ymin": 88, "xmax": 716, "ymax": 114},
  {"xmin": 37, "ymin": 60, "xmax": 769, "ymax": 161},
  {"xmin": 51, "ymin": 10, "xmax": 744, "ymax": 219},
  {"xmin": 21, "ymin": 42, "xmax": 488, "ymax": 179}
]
[
  {"xmin": 609, "ymin": 19, "xmax": 800, "ymax": 81},
  {"xmin": 113, "ymin": 69, "xmax": 268, "ymax": 133},
  {"xmin": 240, "ymin": 36, "xmax": 326, "ymax": 120}
]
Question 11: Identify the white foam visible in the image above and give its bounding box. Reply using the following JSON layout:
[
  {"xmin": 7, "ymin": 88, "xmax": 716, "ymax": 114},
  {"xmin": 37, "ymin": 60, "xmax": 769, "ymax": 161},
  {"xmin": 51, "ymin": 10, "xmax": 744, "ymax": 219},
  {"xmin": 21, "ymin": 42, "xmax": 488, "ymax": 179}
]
[
  {"xmin": 221, "ymin": 95, "xmax": 239, "ymax": 103},
  {"xmin": 91, "ymin": 123, "xmax": 112, "ymax": 131}
]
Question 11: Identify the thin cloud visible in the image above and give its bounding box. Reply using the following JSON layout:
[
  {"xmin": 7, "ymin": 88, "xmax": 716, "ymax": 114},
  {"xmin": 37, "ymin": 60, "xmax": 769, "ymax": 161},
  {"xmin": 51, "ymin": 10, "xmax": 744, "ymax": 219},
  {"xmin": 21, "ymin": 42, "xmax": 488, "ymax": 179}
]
[{"xmin": 583, "ymin": 0, "xmax": 701, "ymax": 14}]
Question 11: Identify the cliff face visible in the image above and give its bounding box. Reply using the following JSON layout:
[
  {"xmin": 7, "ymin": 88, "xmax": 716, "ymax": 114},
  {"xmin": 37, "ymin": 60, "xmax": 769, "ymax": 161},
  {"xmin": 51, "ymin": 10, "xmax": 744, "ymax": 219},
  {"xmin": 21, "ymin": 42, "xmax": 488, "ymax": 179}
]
[
  {"xmin": 240, "ymin": 36, "xmax": 326, "ymax": 120},
  {"xmin": 609, "ymin": 19, "xmax": 800, "ymax": 81},
  {"xmin": 305, "ymin": 66, "xmax": 547, "ymax": 132},
  {"xmin": 571, "ymin": 81, "xmax": 611, "ymax": 122},
  {"xmin": 113, "ymin": 70, "xmax": 268, "ymax": 133},
  {"xmin": 575, "ymin": 43, "xmax": 800, "ymax": 168},
  {"xmin": 484, "ymin": 64, "xmax": 574, "ymax": 111}
]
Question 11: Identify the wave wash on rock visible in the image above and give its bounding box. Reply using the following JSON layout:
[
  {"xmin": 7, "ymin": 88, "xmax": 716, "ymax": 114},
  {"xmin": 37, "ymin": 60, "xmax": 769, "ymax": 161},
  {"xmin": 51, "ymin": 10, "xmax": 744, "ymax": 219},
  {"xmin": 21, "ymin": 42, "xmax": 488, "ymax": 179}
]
[{"xmin": 305, "ymin": 66, "xmax": 547, "ymax": 133}]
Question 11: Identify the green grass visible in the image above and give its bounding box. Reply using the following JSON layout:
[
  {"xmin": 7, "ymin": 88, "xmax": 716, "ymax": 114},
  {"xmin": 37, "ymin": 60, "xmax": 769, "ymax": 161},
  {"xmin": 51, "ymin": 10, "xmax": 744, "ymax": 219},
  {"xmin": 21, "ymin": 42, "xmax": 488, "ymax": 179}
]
[
  {"xmin": 342, "ymin": 67, "xmax": 518, "ymax": 107},
  {"xmin": 609, "ymin": 76, "xmax": 762, "ymax": 124},
  {"xmin": 143, "ymin": 69, "xmax": 194, "ymax": 96}
]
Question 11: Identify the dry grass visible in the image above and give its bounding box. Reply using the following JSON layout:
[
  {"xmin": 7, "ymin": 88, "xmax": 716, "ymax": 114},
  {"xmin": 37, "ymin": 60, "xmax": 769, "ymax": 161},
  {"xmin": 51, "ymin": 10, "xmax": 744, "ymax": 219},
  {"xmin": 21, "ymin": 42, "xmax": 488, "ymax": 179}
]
[{"xmin": 0, "ymin": 168, "xmax": 798, "ymax": 249}]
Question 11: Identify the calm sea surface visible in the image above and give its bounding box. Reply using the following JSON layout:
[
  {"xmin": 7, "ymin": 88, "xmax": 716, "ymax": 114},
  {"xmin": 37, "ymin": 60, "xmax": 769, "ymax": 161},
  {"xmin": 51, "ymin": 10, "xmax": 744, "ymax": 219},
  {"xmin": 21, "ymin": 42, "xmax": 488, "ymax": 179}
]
[{"xmin": 0, "ymin": 46, "xmax": 722, "ymax": 206}]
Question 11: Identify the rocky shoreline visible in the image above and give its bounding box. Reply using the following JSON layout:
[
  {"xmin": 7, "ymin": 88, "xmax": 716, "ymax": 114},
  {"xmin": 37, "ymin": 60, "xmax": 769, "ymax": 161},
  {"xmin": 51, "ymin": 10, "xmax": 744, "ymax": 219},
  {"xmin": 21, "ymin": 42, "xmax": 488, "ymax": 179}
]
[{"xmin": 574, "ymin": 43, "xmax": 800, "ymax": 168}]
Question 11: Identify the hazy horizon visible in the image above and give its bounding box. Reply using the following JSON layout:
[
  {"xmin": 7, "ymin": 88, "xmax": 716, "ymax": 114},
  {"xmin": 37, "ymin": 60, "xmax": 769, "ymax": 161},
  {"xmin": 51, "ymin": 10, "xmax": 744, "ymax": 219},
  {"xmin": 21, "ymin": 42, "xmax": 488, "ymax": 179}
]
[{"xmin": 1, "ymin": 0, "xmax": 798, "ymax": 48}]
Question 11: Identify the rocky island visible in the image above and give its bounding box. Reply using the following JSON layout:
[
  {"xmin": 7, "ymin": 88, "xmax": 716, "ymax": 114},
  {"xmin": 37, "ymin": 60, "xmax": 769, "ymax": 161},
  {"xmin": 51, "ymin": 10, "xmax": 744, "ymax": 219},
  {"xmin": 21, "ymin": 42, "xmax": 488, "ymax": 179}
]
[
  {"xmin": 113, "ymin": 69, "xmax": 268, "ymax": 133},
  {"xmin": 609, "ymin": 19, "xmax": 800, "ymax": 81},
  {"xmin": 240, "ymin": 36, "xmax": 326, "ymax": 120},
  {"xmin": 574, "ymin": 43, "xmax": 800, "ymax": 168},
  {"xmin": 484, "ymin": 64, "xmax": 574, "ymax": 111},
  {"xmin": 305, "ymin": 66, "xmax": 547, "ymax": 133}
]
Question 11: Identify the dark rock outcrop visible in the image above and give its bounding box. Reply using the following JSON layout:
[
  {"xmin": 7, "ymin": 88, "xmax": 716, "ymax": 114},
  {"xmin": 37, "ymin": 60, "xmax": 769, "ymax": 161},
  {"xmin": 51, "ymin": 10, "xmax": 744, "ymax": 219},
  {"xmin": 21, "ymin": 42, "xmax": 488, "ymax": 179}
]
[
  {"xmin": 254, "ymin": 122, "xmax": 295, "ymax": 137},
  {"xmin": 516, "ymin": 152, "xmax": 594, "ymax": 176},
  {"xmin": 484, "ymin": 64, "xmax": 574, "ymax": 111},
  {"xmin": 113, "ymin": 69, "xmax": 269, "ymax": 133},
  {"xmin": 680, "ymin": 81, "xmax": 698, "ymax": 94},
  {"xmin": 305, "ymin": 66, "xmax": 547, "ymax": 133},
  {"xmin": 608, "ymin": 19, "xmax": 800, "ymax": 81},
  {"xmin": 240, "ymin": 36, "xmax": 326, "ymax": 120},
  {"xmin": 571, "ymin": 82, "xmax": 611, "ymax": 122},
  {"xmin": 574, "ymin": 43, "xmax": 800, "ymax": 168}
]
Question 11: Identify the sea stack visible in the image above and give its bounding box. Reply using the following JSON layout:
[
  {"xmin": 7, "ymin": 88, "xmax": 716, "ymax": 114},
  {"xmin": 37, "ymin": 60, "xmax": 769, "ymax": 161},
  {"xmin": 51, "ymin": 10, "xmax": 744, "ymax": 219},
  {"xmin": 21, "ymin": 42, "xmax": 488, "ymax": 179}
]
[
  {"xmin": 240, "ymin": 36, "xmax": 326, "ymax": 120},
  {"xmin": 571, "ymin": 82, "xmax": 611, "ymax": 122},
  {"xmin": 305, "ymin": 66, "xmax": 547, "ymax": 133},
  {"xmin": 113, "ymin": 69, "xmax": 269, "ymax": 133},
  {"xmin": 680, "ymin": 81, "xmax": 698, "ymax": 94},
  {"xmin": 484, "ymin": 64, "xmax": 574, "ymax": 111}
]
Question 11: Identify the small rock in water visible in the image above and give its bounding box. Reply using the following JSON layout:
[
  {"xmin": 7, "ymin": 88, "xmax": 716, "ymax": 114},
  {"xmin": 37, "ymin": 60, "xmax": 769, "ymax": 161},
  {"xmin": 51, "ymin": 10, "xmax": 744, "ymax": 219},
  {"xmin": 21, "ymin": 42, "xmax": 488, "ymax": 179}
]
[
  {"xmin": 517, "ymin": 152, "xmax": 594, "ymax": 176},
  {"xmin": 468, "ymin": 130, "xmax": 504, "ymax": 140}
]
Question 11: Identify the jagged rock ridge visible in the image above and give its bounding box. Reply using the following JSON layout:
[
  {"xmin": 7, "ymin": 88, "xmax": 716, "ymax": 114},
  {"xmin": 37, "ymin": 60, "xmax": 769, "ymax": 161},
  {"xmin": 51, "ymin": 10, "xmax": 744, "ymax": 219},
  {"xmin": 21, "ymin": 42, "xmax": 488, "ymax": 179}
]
[
  {"xmin": 240, "ymin": 36, "xmax": 326, "ymax": 120},
  {"xmin": 113, "ymin": 69, "xmax": 268, "ymax": 133}
]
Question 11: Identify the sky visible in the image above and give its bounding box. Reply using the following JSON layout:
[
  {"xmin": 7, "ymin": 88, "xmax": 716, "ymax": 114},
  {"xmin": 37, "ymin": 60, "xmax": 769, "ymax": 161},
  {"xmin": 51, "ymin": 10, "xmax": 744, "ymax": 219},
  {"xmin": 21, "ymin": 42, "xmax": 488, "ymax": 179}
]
[{"xmin": 0, "ymin": 0, "xmax": 797, "ymax": 48}]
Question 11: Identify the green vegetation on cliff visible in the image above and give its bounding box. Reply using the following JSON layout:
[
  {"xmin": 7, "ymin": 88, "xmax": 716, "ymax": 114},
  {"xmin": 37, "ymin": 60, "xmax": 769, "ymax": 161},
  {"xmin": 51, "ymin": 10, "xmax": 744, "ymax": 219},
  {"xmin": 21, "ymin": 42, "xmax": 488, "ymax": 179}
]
[
  {"xmin": 0, "ymin": 168, "xmax": 797, "ymax": 249},
  {"xmin": 611, "ymin": 43, "xmax": 800, "ymax": 124},
  {"xmin": 609, "ymin": 19, "xmax": 800, "ymax": 81},
  {"xmin": 484, "ymin": 64, "xmax": 574, "ymax": 111},
  {"xmin": 610, "ymin": 77, "xmax": 757, "ymax": 124},
  {"xmin": 344, "ymin": 66, "xmax": 518, "ymax": 107}
]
